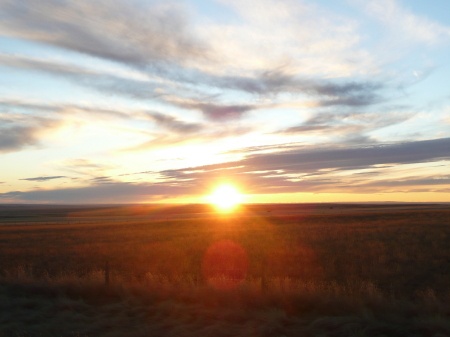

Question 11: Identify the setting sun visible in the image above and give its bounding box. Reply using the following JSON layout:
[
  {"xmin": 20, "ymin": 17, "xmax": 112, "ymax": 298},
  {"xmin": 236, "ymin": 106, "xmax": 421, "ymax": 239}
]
[{"xmin": 208, "ymin": 184, "xmax": 243, "ymax": 211}]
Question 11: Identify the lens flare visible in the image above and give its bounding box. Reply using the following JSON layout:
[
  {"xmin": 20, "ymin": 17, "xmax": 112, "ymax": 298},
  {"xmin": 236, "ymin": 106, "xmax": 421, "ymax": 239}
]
[{"xmin": 202, "ymin": 240, "xmax": 249, "ymax": 290}]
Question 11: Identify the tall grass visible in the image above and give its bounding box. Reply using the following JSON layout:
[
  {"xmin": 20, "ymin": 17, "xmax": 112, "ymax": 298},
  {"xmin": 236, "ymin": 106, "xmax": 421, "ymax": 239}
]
[
  {"xmin": 1, "ymin": 269, "xmax": 450, "ymax": 336},
  {"xmin": 1, "ymin": 209, "xmax": 450, "ymax": 336},
  {"xmin": 1, "ymin": 210, "xmax": 449, "ymax": 297}
]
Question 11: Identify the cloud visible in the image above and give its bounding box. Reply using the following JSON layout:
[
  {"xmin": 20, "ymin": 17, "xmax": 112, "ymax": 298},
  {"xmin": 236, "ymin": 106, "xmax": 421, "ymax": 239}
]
[
  {"xmin": 2, "ymin": 96, "xmax": 257, "ymax": 154},
  {"xmin": 0, "ymin": 54, "xmax": 251, "ymax": 122},
  {"xmin": 0, "ymin": 98, "xmax": 217, "ymax": 152},
  {"xmin": 0, "ymin": 0, "xmax": 207, "ymax": 68},
  {"xmin": 20, "ymin": 176, "xmax": 66, "ymax": 182},
  {"xmin": 274, "ymin": 110, "xmax": 413, "ymax": 139},
  {"xmin": 248, "ymin": 137, "xmax": 450, "ymax": 172},
  {"xmin": 90, "ymin": 176, "xmax": 115, "ymax": 184},
  {"xmin": 0, "ymin": 181, "xmax": 198, "ymax": 203},
  {"xmin": 275, "ymin": 125, "xmax": 332, "ymax": 134},
  {"xmin": 0, "ymin": 52, "xmax": 385, "ymax": 117},
  {"xmin": 362, "ymin": 176, "xmax": 450, "ymax": 188},
  {"xmin": 0, "ymin": 0, "xmax": 375, "ymax": 80},
  {"xmin": 0, "ymin": 97, "xmax": 206, "ymax": 130},
  {"xmin": 55, "ymin": 158, "xmax": 120, "ymax": 177},
  {"xmin": 162, "ymin": 96, "xmax": 259, "ymax": 120},
  {"xmin": 0, "ymin": 0, "xmax": 392, "ymax": 120},
  {"xmin": 302, "ymin": 109, "xmax": 411, "ymax": 127},
  {"xmin": 0, "ymin": 53, "xmax": 165, "ymax": 101},
  {"xmin": 211, "ymin": 0, "xmax": 374, "ymax": 77},
  {"xmin": 0, "ymin": 125, "xmax": 42, "ymax": 153},
  {"xmin": 172, "ymin": 65, "xmax": 384, "ymax": 106},
  {"xmin": 122, "ymin": 125, "xmax": 253, "ymax": 152},
  {"xmin": 2, "ymin": 137, "xmax": 450, "ymax": 202},
  {"xmin": 144, "ymin": 112, "xmax": 203, "ymax": 133},
  {"xmin": 0, "ymin": 0, "xmax": 385, "ymax": 115},
  {"xmin": 0, "ymin": 99, "xmax": 139, "ymax": 153},
  {"xmin": 157, "ymin": 137, "xmax": 450, "ymax": 194},
  {"xmin": 0, "ymin": 97, "xmax": 132, "ymax": 120},
  {"xmin": 63, "ymin": 158, "xmax": 109, "ymax": 169},
  {"xmin": 0, "ymin": 115, "xmax": 62, "ymax": 153},
  {"xmin": 360, "ymin": 0, "xmax": 450, "ymax": 44}
]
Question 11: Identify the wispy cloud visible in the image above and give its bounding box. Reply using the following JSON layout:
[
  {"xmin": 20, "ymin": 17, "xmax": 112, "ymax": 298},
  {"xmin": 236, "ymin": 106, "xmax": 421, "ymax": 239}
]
[
  {"xmin": 0, "ymin": 0, "xmax": 385, "ymax": 115},
  {"xmin": 273, "ymin": 110, "xmax": 413, "ymax": 140},
  {"xmin": 162, "ymin": 96, "xmax": 259, "ymax": 120},
  {"xmin": 20, "ymin": 176, "xmax": 66, "ymax": 182},
  {"xmin": 0, "ymin": 98, "xmax": 215, "ymax": 152},
  {"xmin": 0, "ymin": 97, "xmax": 132, "ymax": 120},
  {"xmin": 144, "ymin": 112, "xmax": 203, "ymax": 133},
  {"xmin": 0, "ymin": 114, "xmax": 62, "ymax": 153},
  {"xmin": 0, "ymin": 181, "xmax": 197, "ymax": 203},
  {"xmin": 210, "ymin": 0, "xmax": 374, "ymax": 77},
  {"xmin": 0, "ymin": 52, "xmax": 385, "ymax": 115},
  {"xmin": 360, "ymin": 0, "xmax": 450, "ymax": 44},
  {"xmin": 0, "ymin": 53, "xmax": 164, "ymax": 101},
  {"xmin": 55, "ymin": 158, "xmax": 120, "ymax": 177},
  {"xmin": 0, "ymin": 97, "xmax": 259, "ymax": 155},
  {"xmin": 122, "ymin": 125, "xmax": 253, "ymax": 152},
  {"xmin": 0, "ymin": 0, "xmax": 373, "ymax": 79},
  {"xmin": 2, "ymin": 137, "xmax": 450, "ymax": 202},
  {"xmin": 157, "ymin": 137, "xmax": 450, "ymax": 194},
  {"xmin": 0, "ymin": 0, "xmax": 208, "ymax": 68}
]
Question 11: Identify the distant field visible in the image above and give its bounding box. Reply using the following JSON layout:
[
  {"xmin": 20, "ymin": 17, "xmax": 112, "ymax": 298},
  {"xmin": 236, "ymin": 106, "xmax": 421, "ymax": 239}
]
[
  {"xmin": 1, "ymin": 203, "xmax": 450, "ymax": 296},
  {"xmin": 1, "ymin": 203, "xmax": 450, "ymax": 336}
]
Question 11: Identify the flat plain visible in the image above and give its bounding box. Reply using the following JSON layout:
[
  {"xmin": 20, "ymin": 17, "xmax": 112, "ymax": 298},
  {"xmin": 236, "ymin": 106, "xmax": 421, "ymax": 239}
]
[{"xmin": 1, "ymin": 203, "xmax": 450, "ymax": 337}]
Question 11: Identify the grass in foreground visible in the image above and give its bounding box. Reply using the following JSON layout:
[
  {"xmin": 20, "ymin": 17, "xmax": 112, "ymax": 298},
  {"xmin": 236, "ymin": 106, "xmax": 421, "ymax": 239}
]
[
  {"xmin": 1, "ymin": 274, "xmax": 450, "ymax": 337},
  {"xmin": 1, "ymin": 208, "xmax": 450, "ymax": 336}
]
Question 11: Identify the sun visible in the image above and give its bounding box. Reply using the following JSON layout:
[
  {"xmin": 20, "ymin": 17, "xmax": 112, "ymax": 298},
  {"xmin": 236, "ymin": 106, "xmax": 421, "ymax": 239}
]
[{"xmin": 208, "ymin": 184, "xmax": 243, "ymax": 211}]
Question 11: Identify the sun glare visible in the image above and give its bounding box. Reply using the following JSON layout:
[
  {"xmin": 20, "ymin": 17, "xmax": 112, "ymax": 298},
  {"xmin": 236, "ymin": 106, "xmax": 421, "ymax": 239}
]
[{"xmin": 208, "ymin": 184, "xmax": 243, "ymax": 211}]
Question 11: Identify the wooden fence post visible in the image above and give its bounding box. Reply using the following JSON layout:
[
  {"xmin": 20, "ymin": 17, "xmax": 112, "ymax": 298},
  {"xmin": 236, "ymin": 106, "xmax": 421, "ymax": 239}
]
[
  {"xmin": 261, "ymin": 258, "xmax": 268, "ymax": 293},
  {"xmin": 105, "ymin": 260, "xmax": 110, "ymax": 286}
]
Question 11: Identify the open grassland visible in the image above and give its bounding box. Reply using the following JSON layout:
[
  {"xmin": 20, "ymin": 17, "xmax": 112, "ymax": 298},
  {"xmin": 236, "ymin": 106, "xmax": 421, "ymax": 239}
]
[{"xmin": 1, "ymin": 204, "xmax": 450, "ymax": 336}]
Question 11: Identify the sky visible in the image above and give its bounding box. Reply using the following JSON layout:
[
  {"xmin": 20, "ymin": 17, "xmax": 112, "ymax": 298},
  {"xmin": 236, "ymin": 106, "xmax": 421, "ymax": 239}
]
[{"xmin": 0, "ymin": 0, "xmax": 450, "ymax": 204}]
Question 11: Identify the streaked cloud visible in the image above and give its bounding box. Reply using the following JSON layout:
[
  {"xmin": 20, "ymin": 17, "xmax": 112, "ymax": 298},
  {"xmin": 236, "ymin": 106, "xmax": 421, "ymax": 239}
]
[
  {"xmin": 20, "ymin": 175, "xmax": 66, "ymax": 182},
  {"xmin": 0, "ymin": 114, "xmax": 62, "ymax": 153},
  {"xmin": 0, "ymin": 52, "xmax": 385, "ymax": 113},
  {"xmin": 0, "ymin": 181, "xmax": 197, "ymax": 203},
  {"xmin": 3, "ymin": 137, "xmax": 449, "ymax": 202},
  {"xmin": 122, "ymin": 125, "xmax": 254, "ymax": 152},
  {"xmin": 144, "ymin": 112, "xmax": 203, "ymax": 133},
  {"xmin": 156, "ymin": 137, "xmax": 450, "ymax": 194},
  {"xmin": 360, "ymin": 0, "xmax": 450, "ymax": 44},
  {"xmin": 274, "ymin": 111, "xmax": 414, "ymax": 140},
  {"xmin": 0, "ymin": 0, "xmax": 207, "ymax": 68}
]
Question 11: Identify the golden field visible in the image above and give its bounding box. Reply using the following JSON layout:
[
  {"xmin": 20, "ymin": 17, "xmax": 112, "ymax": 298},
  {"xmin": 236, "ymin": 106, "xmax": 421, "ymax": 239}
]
[{"xmin": 1, "ymin": 204, "xmax": 450, "ymax": 336}]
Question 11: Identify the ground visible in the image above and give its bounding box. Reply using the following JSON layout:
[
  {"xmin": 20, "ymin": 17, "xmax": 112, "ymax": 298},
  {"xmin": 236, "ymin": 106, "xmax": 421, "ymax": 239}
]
[{"xmin": 1, "ymin": 203, "xmax": 449, "ymax": 336}]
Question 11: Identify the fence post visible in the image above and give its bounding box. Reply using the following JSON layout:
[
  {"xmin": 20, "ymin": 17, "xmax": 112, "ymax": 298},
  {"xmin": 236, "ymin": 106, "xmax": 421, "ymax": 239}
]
[
  {"xmin": 261, "ymin": 258, "xmax": 268, "ymax": 293},
  {"xmin": 105, "ymin": 260, "xmax": 110, "ymax": 286}
]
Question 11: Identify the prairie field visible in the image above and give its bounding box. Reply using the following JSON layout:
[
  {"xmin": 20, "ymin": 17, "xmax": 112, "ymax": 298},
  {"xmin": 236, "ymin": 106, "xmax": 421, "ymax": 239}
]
[{"xmin": 1, "ymin": 203, "xmax": 450, "ymax": 336}]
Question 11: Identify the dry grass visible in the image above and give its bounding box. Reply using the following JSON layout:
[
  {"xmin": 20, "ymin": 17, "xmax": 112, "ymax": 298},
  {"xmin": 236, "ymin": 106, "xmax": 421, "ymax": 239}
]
[
  {"xmin": 1, "ymin": 208, "xmax": 450, "ymax": 336},
  {"xmin": 1, "ymin": 274, "xmax": 450, "ymax": 336},
  {"xmin": 2, "ymin": 209, "xmax": 449, "ymax": 295}
]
